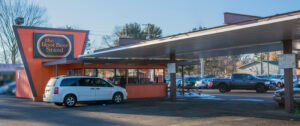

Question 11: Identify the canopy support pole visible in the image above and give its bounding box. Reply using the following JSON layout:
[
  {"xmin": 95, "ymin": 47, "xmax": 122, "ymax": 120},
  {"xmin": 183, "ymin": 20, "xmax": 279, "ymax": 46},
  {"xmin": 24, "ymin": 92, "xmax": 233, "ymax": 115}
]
[
  {"xmin": 282, "ymin": 40, "xmax": 294, "ymax": 112},
  {"xmin": 181, "ymin": 65, "xmax": 184, "ymax": 96},
  {"xmin": 170, "ymin": 53, "xmax": 176, "ymax": 102}
]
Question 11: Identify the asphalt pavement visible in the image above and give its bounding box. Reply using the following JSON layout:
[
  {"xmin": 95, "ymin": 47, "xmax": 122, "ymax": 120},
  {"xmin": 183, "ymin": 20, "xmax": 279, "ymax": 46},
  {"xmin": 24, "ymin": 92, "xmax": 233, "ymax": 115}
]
[{"xmin": 0, "ymin": 89, "xmax": 299, "ymax": 126}]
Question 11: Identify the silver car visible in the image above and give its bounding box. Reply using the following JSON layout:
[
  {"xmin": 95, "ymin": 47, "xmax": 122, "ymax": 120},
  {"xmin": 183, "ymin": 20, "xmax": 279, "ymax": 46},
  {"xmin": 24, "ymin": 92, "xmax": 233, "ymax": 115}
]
[{"xmin": 273, "ymin": 80, "xmax": 300, "ymax": 107}]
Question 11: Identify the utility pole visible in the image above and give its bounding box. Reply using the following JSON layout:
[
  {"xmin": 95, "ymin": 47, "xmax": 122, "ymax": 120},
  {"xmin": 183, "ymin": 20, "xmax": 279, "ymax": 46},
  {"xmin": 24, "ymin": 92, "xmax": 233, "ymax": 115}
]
[{"xmin": 143, "ymin": 23, "xmax": 152, "ymax": 40}]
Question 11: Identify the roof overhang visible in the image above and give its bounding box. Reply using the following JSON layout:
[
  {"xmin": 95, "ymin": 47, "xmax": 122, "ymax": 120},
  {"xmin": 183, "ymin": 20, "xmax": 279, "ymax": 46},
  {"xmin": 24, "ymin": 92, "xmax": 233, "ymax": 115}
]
[
  {"xmin": 81, "ymin": 13, "xmax": 300, "ymax": 59},
  {"xmin": 42, "ymin": 58, "xmax": 197, "ymax": 66}
]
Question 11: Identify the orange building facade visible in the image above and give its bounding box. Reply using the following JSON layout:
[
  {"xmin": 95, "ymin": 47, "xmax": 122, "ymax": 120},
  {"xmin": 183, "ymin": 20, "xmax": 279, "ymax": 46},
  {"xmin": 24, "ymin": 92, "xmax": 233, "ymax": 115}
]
[{"xmin": 14, "ymin": 26, "xmax": 167, "ymax": 101}]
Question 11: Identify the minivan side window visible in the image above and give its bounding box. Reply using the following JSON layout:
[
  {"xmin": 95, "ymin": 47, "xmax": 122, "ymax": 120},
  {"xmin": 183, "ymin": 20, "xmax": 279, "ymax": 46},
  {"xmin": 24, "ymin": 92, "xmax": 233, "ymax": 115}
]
[
  {"xmin": 60, "ymin": 78, "xmax": 80, "ymax": 86},
  {"xmin": 78, "ymin": 78, "xmax": 94, "ymax": 86},
  {"xmin": 94, "ymin": 78, "xmax": 112, "ymax": 87}
]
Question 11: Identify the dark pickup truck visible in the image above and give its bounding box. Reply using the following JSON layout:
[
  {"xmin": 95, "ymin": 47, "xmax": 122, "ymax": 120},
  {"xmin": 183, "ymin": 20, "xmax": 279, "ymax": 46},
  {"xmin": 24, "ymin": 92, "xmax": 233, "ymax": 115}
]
[{"xmin": 212, "ymin": 73, "xmax": 271, "ymax": 93}]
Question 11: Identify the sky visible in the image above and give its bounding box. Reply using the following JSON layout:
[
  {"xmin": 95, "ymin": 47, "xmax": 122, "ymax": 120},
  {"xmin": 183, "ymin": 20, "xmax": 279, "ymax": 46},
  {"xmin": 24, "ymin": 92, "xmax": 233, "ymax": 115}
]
[{"xmin": 37, "ymin": 0, "xmax": 300, "ymax": 49}]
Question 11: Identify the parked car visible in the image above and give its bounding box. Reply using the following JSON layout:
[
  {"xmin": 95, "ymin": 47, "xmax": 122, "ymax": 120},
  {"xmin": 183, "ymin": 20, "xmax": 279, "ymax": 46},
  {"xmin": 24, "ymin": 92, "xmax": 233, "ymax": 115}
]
[
  {"xmin": 256, "ymin": 75, "xmax": 278, "ymax": 89},
  {"xmin": 184, "ymin": 76, "xmax": 200, "ymax": 87},
  {"xmin": 256, "ymin": 75, "xmax": 269, "ymax": 79},
  {"xmin": 168, "ymin": 79, "xmax": 183, "ymax": 87},
  {"xmin": 201, "ymin": 75, "xmax": 216, "ymax": 79},
  {"xmin": 212, "ymin": 73, "xmax": 271, "ymax": 93},
  {"xmin": 0, "ymin": 82, "xmax": 16, "ymax": 94},
  {"xmin": 6, "ymin": 82, "xmax": 16, "ymax": 94},
  {"xmin": 43, "ymin": 76, "xmax": 128, "ymax": 107},
  {"xmin": 0, "ymin": 80, "xmax": 13, "ymax": 87},
  {"xmin": 207, "ymin": 81, "xmax": 214, "ymax": 88},
  {"xmin": 273, "ymin": 80, "xmax": 300, "ymax": 107},
  {"xmin": 270, "ymin": 74, "xmax": 297, "ymax": 88},
  {"xmin": 195, "ymin": 78, "xmax": 214, "ymax": 89},
  {"xmin": 0, "ymin": 86, "xmax": 6, "ymax": 94}
]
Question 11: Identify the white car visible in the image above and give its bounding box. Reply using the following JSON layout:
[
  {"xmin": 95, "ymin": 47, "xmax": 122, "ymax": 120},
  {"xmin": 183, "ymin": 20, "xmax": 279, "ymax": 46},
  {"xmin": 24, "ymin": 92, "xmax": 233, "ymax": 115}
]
[
  {"xmin": 43, "ymin": 76, "xmax": 127, "ymax": 107},
  {"xmin": 270, "ymin": 75, "xmax": 298, "ymax": 87}
]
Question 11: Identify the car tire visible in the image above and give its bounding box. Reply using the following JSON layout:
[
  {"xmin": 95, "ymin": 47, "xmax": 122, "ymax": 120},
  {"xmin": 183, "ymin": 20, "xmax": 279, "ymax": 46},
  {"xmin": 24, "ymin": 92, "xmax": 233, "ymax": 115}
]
[
  {"xmin": 218, "ymin": 84, "xmax": 227, "ymax": 93},
  {"xmin": 54, "ymin": 103, "xmax": 63, "ymax": 106},
  {"xmin": 113, "ymin": 93, "xmax": 123, "ymax": 104},
  {"xmin": 226, "ymin": 88, "xmax": 231, "ymax": 92},
  {"xmin": 278, "ymin": 103, "xmax": 284, "ymax": 108},
  {"xmin": 256, "ymin": 84, "xmax": 265, "ymax": 93},
  {"xmin": 277, "ymin": 82, "xmax": 282, "ymax": 88},
  {"xmin": 63, "ymin": 94, "xmax": 77, "ymax": 107}
]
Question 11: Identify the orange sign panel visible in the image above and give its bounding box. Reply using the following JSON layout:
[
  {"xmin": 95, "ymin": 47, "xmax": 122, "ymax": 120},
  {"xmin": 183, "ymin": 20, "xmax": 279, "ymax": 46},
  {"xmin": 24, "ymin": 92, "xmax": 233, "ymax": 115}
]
[{"xmin": 13, "ymin": 26, "xmax": 89, "ymax": 101}]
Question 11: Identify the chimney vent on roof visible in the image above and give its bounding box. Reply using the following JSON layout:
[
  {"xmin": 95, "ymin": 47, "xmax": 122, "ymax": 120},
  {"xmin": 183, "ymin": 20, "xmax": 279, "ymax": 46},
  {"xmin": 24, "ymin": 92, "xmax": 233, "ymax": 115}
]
[
  {"xmin": 224, "ymin": 12, "xmax": 261, "ymax": 25},
  {"xmin": 118, "ymin": 38, "xmax": 145, "ymax": 46}
]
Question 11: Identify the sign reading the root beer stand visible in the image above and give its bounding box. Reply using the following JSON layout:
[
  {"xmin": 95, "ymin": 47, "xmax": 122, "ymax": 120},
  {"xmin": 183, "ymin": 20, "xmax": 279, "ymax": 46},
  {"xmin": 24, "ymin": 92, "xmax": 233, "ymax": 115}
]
[{"xmin": 34, "ymin": 33, "xmax": 74, "ymax": 58}]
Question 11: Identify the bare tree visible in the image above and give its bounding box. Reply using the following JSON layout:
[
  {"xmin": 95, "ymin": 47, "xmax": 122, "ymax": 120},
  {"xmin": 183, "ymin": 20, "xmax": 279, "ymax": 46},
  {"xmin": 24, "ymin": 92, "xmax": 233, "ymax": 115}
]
[
  {"xmin": 0, "ymin": 0, "xmax": 47, "ymax": 64},
  {"xmin": 102, "ymin": 34, "xmax": 119, "ymax": 48}
]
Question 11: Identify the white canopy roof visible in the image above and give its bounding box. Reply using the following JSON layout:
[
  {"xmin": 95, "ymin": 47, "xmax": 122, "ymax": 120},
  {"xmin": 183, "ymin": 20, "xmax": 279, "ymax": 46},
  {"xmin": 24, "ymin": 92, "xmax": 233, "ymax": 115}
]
[{"xmin": 81, "ymin": 12, "xmax": 300, "ymax": 60}]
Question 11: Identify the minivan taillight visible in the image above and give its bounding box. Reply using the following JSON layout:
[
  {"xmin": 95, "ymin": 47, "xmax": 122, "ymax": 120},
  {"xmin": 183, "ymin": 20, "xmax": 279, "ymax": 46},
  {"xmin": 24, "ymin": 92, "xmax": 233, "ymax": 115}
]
[{"xmin": 54, "ymin": 87, "xmax": 59, "ymax": 94}]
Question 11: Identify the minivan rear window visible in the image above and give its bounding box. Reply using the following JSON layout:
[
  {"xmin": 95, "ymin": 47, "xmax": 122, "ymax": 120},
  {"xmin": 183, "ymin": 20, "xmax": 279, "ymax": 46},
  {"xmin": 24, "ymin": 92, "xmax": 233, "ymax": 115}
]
[{"xmin": 46, "ymin": 78, "xmax": 57, "ymax": 87}]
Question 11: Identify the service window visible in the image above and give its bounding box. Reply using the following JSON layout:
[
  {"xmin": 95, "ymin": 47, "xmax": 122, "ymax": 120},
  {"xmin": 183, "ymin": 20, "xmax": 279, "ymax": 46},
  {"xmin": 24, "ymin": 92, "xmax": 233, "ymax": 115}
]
[
  {"xmin": 78, "ymin": 78, "xmax": 94, "ymax": 86},
  {"xmin": 128, "ymin": 69, "xmax": 138, "ymax": 84},
  {"xmin": 155, "ymin": 69, "xmax": 164, "ymax": 83},
  {"xmin": 139, "ymin": 69, "xmax": 154, "ymax": 84},
  {"xmin": 97, "ymin": 69, "xmax": 115, "ymax": 83},
  {"xmin": 94, "ymin": 78, "xmax": 113, "ymax": 87},
  {"xmin": 85, "ymin": 69, "xmax": 97, "ymax": 76},
  {"xmin": 115, "ymin": 69, "xmax": 126, "ymax": 85},
  {"xmin": 67, "ymin": 69, "xmax": 82, "ymax": 76},
  {"xmin": 60, "ymin": 78, "xmax": 80, "ymax": 86}
]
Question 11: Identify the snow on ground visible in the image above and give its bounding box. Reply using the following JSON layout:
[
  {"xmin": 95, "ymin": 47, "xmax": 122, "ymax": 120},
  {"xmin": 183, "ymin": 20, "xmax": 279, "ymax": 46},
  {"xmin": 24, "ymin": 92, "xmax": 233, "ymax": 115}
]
[{"xmin": 168, "ymin": 90, "xmax": 264, "ymax": 102}]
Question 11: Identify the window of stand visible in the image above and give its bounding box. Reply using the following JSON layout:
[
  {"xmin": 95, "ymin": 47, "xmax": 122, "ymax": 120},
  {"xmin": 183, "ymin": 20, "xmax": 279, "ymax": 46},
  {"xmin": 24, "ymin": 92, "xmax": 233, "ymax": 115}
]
[
  {"xmin": 67, "ymin": 69, "xmax": 82, "ymax": 76},
  {"xmin": 154, "ymin": 69, "xmax": 164, "ymax": 83},
  {"xmin": 128, "ymin": 69, "xmax": 138, "ymax": 84},
  {"xmin": 85, "ymin": 69, "xmax": 97, "ymax": 76},
  {"xmin": 97, "ymin": 69, "xmax": 115, "ymax": 83},
  {"xmin": 139, "ymin": 69, "xmax": 154, "ymax": 84},
  {"xmin": 84, "ymin": 68, "xmax": 165, "ymax": 84},
  {"xmin": 115, "ymin": 69, "xmax": 126, "ymax": 85}
]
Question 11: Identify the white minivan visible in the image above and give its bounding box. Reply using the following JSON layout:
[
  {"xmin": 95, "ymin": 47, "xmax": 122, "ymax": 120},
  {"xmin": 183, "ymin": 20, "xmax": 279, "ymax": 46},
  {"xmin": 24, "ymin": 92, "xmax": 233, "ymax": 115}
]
[{"xmin": 43, "ymin": 76, "xmax": 127, "ymax": 107}]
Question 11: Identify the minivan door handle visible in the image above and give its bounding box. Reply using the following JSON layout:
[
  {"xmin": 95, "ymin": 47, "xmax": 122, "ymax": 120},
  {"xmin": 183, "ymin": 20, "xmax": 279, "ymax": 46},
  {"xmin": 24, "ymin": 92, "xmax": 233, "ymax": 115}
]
[
  {"xmin": 96, "ymin": 88, "xmax": 100, "ymax": 90},
  {"xmin": 90, "ymin": 88, "xmax": 95, "ymax": 90}
]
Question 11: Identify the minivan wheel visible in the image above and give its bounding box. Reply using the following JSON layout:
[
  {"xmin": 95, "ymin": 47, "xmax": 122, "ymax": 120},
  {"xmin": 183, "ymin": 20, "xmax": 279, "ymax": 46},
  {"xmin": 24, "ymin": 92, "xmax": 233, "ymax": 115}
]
[
  {"xmin": 278, "ymin": 103, "xmax": 284, "ymax": 108},
  {"xmin": 113, "ymin": 93, "xmax": 123, "ymax": 104},
  {"xmin": 54, "ymin": 103, "xmax": 63, "ymax": 106},
  {"xmin": 218, "ymin": 84, "xmax": 227, "ymax": 93},
  {"xmin": 256, "ymin": 84, "xmax": 265, "ymax": 93},
  {"xmin": 64, "ymin": 95, "xmax": 77, "ymax": 107}
]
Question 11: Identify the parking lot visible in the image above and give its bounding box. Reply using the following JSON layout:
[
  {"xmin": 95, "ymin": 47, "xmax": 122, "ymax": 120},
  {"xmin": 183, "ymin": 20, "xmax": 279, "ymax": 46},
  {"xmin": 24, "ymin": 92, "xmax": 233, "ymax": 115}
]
[{"xmin": 0, "ymin": 89, "xmax": 299, "ymax": 126}]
